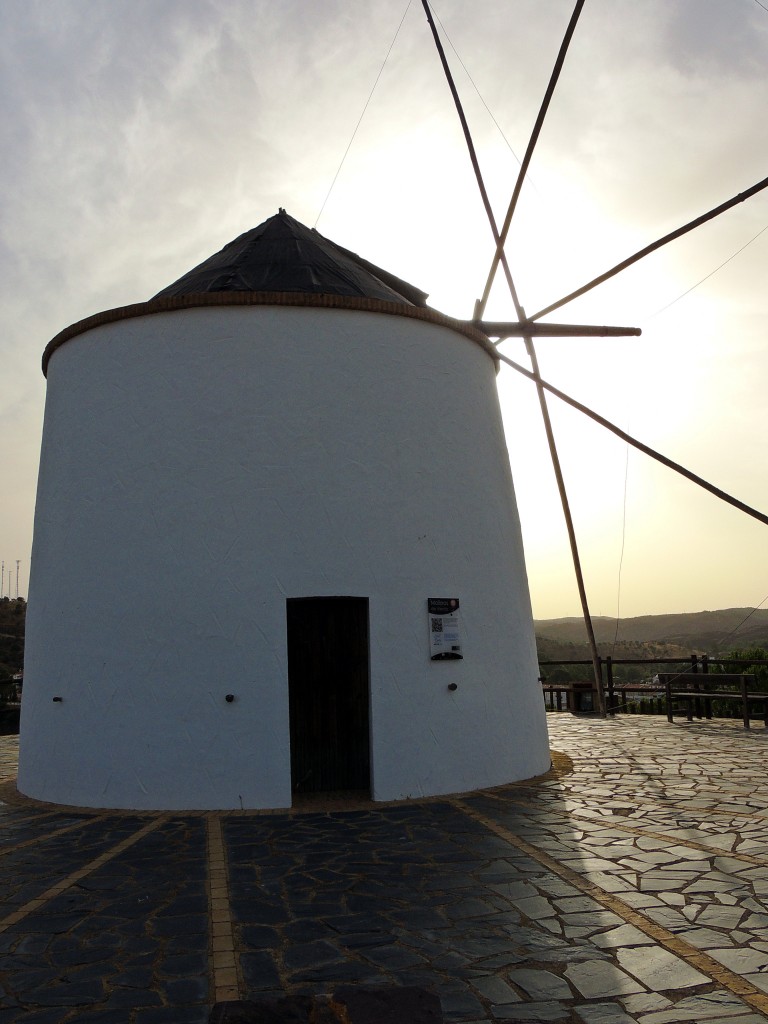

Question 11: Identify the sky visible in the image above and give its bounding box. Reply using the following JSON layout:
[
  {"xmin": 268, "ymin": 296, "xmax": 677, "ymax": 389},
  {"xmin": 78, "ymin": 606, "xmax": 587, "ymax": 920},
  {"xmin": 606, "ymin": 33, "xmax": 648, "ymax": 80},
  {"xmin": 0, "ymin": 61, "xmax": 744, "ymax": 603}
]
[{"xmin": 0, "ymin": 0, "xmax": 766, "ymax": 620}]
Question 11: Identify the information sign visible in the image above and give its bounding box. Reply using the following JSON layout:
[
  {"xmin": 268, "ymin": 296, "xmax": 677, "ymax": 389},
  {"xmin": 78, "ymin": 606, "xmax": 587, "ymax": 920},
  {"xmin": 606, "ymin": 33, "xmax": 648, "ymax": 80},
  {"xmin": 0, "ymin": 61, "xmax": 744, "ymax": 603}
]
[{"xmin": 428, "ymin": 597, "xmax": 463, "ymax": 660}]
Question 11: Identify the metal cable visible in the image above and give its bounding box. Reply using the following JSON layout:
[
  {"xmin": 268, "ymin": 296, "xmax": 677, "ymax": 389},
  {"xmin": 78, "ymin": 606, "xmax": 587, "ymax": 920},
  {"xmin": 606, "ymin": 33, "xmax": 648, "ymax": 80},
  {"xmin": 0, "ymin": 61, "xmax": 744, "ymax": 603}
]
[
  {"xmin": 647, "ymin": 221, "xmax": 768, "ymax": 319},
  {"xmin": 314, "ymin": 1, "xmax": 412, "ymax": 229}
]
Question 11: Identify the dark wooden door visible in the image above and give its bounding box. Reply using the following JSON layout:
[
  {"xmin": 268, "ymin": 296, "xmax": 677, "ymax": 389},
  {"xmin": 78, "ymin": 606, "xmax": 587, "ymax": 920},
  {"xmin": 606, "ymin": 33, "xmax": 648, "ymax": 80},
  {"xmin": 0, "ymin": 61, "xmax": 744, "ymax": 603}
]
[{"xmin": 287, "ymin": 597, "xmax": 370, "ymax": 794}]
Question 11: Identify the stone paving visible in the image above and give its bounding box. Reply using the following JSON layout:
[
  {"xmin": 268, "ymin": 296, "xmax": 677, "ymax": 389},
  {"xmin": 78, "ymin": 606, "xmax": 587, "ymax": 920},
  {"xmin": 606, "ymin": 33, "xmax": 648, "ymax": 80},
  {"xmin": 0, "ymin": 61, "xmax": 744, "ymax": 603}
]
[{"xmin": 2, "ymin": 716, "xmax": 768, "ymax": 1022}]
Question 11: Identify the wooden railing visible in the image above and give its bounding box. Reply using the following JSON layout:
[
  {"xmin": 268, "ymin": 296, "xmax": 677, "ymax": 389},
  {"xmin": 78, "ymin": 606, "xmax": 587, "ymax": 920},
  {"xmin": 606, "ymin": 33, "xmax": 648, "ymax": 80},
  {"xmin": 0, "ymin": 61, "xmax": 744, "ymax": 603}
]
[{"xmin": 540, "ymin": 654, "xmax": 768, "ymax": 718}]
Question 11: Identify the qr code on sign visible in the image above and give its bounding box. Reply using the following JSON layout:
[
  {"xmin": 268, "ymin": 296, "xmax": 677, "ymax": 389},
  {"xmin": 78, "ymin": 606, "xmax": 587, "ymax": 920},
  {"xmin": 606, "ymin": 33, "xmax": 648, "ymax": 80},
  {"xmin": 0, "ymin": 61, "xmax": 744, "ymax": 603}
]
[{"xmin": 431, "ymin": 617, "xmax": 443, "ymax": 632}]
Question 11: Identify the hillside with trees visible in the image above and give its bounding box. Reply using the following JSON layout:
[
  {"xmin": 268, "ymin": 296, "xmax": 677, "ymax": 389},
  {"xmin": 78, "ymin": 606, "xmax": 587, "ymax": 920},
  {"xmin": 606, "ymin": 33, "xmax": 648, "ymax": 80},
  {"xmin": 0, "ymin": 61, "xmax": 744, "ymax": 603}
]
[
  {"xmin": 535, "ymin": 608, "xmax": 768, "ymax": 658},
  {"xmin": 535, "ymin": 608, "xmax": 768, "ymax": 684}
]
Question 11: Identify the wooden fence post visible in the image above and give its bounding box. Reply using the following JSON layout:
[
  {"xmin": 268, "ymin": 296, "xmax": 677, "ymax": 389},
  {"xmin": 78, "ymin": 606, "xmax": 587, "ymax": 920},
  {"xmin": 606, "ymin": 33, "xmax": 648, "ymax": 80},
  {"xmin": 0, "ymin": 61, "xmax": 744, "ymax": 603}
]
[
  {"xmin": 606, "ymin": 656, "xmax": 614, "ymax": 716},
  {"xmin": 741, "ymin": 675, "xmax": 750, "ymax": 729}
]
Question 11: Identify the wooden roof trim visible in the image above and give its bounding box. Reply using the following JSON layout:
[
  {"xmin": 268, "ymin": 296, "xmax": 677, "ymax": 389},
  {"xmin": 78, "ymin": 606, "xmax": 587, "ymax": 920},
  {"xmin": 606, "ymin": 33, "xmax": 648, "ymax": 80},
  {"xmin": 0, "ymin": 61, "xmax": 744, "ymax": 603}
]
[{"xmin": 42, "ymin": 292, "xmax": 497, "ymax": 376}]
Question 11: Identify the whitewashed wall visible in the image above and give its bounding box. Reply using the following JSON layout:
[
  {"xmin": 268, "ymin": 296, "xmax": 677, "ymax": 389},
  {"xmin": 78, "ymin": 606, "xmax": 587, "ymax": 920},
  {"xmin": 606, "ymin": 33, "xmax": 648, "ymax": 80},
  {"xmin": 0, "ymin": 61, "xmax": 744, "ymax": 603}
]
[{"xmin": 19, "ymin": 305, "xmax": 550, "ymax": 809}]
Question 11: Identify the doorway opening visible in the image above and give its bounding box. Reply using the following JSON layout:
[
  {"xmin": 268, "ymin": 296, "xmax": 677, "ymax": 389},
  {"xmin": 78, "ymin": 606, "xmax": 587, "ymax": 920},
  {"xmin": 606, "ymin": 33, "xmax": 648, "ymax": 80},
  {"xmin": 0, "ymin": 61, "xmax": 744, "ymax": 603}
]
[{"xmin": 287, "ymin": 596, "xmax": 371, "ymax": 798}]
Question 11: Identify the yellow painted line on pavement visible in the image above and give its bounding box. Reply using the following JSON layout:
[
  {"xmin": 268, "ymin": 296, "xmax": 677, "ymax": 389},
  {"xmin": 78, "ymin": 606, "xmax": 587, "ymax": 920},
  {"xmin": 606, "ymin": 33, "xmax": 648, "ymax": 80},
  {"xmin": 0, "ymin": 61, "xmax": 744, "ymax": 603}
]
[
  {"xmin": 538, "ymin": 789, "xmax": 768, "ymax": 823},
  {"xmin": 0, "ymin": 809, "xmax": 62, "ymax": 829},
  {"xmin": 0, "ymin": 816, "xmax": 167, "ymax": 933},
  {"xmin": 206, "ymin": 815, "xmax": 241, "ymax": 1003},
  {"xmin": 515, "ymin": 752, "xmax": 768, "ymax": 821},
  {"xmin": 570, "ymin": 812, "xmax": 768, "ymax": 866},
  {"xmin": 456, "ymin": 799, "xmax": 768, "ymax": 1021},
  {"xmin": 488, "ymin": 790, "xmax": 768, "ymax": 868},
  {"xmin": 0, "ymin": 813, "xmax": 114, "ymax": 857}
]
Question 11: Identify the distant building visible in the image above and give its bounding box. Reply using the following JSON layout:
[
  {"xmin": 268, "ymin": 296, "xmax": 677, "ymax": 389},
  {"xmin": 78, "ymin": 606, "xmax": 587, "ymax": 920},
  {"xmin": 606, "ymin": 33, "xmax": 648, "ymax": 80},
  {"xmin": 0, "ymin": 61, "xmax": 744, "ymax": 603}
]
[{"xmin": 19, "ymin": 210, "xmax": 549, "ymax": 810}]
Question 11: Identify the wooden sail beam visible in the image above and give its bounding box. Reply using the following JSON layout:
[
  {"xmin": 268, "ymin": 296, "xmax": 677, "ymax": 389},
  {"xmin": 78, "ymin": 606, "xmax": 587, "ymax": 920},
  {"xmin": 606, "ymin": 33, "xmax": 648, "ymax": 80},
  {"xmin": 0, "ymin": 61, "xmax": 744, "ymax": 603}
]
[
  {"xmin": 419, "ymin": 0, "xmax": 524, "ymax": 316},
  {"xmin": 474, "ymin": 0, "xmax": 587, "ymax": 323},
  {"xmin": 421, "ymin": 0, "xmax": 607, "ymax": 716},
  {"xmin": 425, "ymin": 0, "xmax": 768, "ymax": 713},
  {"xmin": 475, "ymin": 321, "xmax": 641, "ymax": 339},
  {"xmin": 521, "ymin": 331, "xmax": 607, "ymax": 717},
  {"xmin": 497, "ymin": 349, "xmax": 768, "ymax": 529},
  {"xmin": 529, "ymin": 173, "xmax": 768, "ymax": 322}
]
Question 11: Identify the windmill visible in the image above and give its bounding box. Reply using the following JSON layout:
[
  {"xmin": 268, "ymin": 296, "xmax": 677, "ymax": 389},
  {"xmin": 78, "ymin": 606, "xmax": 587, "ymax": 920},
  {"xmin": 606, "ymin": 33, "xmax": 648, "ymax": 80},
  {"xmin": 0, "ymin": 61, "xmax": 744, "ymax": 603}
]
[{"xmin": 16, "ymin": 3, "xmax": 767, "ymax": 811}]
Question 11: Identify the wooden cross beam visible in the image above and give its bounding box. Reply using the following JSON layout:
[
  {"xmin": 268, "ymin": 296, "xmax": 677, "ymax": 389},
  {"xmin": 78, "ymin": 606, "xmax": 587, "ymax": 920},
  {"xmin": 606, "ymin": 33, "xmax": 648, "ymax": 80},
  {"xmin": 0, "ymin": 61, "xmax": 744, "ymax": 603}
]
[{"xmin": 473, "ymin": 321, "xmax": 641, "ymax": 339}]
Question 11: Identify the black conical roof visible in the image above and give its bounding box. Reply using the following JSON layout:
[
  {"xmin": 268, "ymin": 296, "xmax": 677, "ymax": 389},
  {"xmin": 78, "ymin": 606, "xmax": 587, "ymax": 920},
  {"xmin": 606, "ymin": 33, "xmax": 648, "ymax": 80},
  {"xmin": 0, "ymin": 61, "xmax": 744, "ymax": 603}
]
[{"xmin": 153, "ymin": 209, "xmax": 428, "ymax": 307}]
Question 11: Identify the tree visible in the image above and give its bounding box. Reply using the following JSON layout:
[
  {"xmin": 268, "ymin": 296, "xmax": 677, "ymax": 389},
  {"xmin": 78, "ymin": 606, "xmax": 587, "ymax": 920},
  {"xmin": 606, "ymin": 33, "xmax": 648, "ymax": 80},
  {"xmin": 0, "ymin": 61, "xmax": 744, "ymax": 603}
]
[{"xmin": 716, "ymin": 647, "xmax": 768, "ymax": 692}]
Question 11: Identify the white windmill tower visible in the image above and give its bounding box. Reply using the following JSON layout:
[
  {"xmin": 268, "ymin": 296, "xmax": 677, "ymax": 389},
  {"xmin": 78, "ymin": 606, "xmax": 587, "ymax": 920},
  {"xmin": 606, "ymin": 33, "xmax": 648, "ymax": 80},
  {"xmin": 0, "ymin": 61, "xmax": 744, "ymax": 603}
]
[{"xmin": 18, "ymin": 210, "xmax": 551, "ymax": 810}]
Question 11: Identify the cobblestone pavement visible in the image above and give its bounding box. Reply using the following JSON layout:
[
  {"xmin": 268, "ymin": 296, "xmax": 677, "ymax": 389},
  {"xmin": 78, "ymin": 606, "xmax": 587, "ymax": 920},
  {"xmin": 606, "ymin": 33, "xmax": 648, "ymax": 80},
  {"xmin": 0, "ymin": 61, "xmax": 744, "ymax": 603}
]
[{"xmin": 2, "ymin": 716, "xmax": 768, "ymax": 1022}]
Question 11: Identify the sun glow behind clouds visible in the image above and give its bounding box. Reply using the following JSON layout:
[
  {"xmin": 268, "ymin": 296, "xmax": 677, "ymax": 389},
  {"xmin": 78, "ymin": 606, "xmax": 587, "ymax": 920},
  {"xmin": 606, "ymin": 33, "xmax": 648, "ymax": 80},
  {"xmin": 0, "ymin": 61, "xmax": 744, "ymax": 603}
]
[
  {"xmin": 1, "ymin": 0, "xmax": 767, "ymax": 617},
  {"xmin": 477, "ymin": 154, "xmax": 767, "ymax": 618}
]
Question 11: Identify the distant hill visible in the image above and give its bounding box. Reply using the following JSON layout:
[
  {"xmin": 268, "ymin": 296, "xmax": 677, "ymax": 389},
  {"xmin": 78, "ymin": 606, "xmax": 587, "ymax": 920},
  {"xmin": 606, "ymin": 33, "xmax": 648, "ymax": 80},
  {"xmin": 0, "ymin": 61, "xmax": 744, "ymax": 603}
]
[{"xmin": 535, "ymin": 607, "xmax": 768, "ymax": 663}]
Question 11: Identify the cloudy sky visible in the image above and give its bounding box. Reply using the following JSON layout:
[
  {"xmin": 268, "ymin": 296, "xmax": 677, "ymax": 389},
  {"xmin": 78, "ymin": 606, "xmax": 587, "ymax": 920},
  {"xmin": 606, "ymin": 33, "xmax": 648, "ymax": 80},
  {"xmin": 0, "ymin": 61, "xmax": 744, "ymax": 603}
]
[{"xmin": 1, "ymin": 0, "xmax": 766, "ymax": 622}]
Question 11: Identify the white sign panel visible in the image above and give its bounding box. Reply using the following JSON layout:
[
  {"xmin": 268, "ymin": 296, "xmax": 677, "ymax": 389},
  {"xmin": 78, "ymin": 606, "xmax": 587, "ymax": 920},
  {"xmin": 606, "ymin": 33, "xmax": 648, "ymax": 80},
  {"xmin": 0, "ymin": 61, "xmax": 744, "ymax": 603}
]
[{"xmin": 428, "ymin": 597, "xmax": 463, "ymax": 660}]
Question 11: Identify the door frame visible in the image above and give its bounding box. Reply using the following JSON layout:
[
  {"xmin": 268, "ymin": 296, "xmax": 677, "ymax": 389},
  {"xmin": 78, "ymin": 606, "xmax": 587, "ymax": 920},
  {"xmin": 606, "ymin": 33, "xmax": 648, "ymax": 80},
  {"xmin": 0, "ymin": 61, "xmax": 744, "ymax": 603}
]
[{"xmin": 286, "ymin": 595, "xmax": 371, "ymax": 797}]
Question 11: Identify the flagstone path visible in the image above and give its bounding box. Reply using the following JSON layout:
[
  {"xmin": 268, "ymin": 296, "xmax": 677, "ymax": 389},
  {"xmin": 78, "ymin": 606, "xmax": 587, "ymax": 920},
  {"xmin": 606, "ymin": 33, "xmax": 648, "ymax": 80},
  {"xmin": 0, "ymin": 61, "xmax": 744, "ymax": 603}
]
[{"xmin": 2, "ymin": 715, "xmax": 768, "ymax": 1022}]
